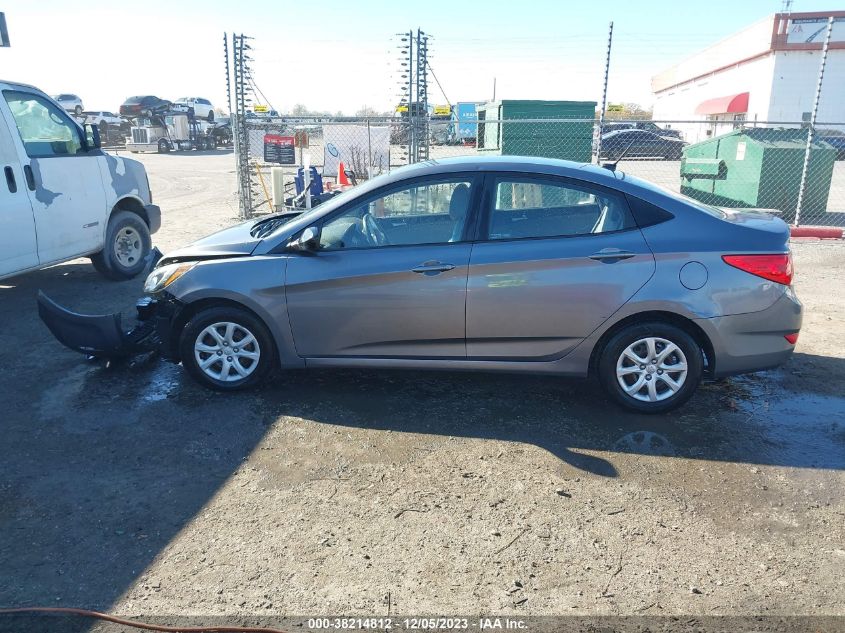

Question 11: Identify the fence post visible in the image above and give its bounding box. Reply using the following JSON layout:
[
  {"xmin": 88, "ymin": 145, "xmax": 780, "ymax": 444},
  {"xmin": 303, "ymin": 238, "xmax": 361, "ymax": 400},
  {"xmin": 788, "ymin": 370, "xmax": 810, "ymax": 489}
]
[
  {"xmin": 795, "ymin": 16, "xmax": 834, "ymax": 227},
  {"xmin": 594, "ymin": 21, "xmax": 614, "ymax": 165}
]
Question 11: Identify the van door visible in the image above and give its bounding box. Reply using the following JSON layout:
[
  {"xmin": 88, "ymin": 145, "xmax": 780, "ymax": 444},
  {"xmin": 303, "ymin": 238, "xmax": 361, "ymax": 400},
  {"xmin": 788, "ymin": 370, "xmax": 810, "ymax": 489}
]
[
  {"xmin": 0, "ymin": 101, "xmax": 38, "ymax": 277},
  {"xmin": 1, "ymin": 89, "xmax": 107, "ymax": 265}
]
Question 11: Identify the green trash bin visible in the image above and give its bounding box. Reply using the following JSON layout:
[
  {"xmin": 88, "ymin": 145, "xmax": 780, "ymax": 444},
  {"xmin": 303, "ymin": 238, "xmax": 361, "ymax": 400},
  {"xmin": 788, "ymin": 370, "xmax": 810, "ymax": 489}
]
[{"xmin": 680, "ymin": 128, "xmax": 836, "ymax": 223}]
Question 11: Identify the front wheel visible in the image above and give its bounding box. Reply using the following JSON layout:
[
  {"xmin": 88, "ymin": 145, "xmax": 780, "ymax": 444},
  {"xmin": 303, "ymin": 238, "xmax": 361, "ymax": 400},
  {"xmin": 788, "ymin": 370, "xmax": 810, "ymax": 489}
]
[
  {"xmin": 90, "ymin": 210, "xmax": 152, "ymax": 280},
  {"xmin": 598, "ymin": 322, "xmax": 703, "ymax": 413},
  {"xmin": 179, "ymin": 307, "xmax": 275, "ymax": 391}
]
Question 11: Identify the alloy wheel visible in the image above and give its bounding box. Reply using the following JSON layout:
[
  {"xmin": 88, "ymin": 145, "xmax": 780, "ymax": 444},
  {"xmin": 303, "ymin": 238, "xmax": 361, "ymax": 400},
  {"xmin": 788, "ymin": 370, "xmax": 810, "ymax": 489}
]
[
  {"xmin": 193, "ymin": 322, "xmax": 261, "ymax": 382},
  {"xmin": 615, "ymin": 336, "xmax": 688, "ymax": 402}
]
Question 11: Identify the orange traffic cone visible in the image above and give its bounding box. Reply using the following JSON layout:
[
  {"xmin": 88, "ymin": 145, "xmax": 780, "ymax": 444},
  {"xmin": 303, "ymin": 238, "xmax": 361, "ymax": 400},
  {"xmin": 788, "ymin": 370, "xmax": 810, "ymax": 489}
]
[{"xmin": 337, "ymin": 161, "xmax": 351, "ymax": 186}]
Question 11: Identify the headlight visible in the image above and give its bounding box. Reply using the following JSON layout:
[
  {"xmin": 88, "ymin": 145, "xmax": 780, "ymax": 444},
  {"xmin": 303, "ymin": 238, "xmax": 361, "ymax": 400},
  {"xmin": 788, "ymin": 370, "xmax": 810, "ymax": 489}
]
[{"xmin": 143, "ymin": 262, "xmax": 196, "ymax": 294}]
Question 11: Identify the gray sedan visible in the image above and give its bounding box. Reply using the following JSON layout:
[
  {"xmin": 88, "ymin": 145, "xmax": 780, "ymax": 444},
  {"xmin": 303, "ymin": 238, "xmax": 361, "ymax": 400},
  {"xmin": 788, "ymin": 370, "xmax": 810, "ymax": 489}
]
[{"xmin": 39, "ymin": 156, "xmax": 802, "ymax": 413}]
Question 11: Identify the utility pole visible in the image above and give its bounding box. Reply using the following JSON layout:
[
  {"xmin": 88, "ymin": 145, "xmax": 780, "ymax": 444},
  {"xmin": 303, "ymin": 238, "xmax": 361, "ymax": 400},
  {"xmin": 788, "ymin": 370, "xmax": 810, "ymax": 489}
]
[{"xmin": 595, "ymin": 21, "xmax": 614, "ymax": 165}]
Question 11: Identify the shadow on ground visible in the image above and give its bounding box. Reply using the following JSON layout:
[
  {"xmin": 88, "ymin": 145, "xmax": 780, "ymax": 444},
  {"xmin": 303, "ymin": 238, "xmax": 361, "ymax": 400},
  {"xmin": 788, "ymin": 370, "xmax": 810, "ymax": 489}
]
[{"xmin": 1, "ymin": 263, "xmax": 843, "ymax": 621}]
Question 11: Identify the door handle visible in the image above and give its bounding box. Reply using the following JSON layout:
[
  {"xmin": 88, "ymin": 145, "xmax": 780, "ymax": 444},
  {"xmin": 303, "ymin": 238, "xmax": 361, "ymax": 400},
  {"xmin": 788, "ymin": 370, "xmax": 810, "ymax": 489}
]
[
  {"xmin": 4, "ymin": 166, "xmax": 16, "ymax": 193},
  {"xmin": 412, "ymin": 261, "xmax": 455, "ymax": 274},
  {"xmin": 589, "ymin": 249, "xmax": 635, "ymax": 261},
  {"xmin": 23, "ymin": 164, "xmax": 36, "ymax": 191}
]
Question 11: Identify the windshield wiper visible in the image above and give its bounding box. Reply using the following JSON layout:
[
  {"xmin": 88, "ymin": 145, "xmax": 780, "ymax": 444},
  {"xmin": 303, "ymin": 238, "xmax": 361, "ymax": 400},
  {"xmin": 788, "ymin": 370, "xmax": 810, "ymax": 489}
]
[{"xmin": 250, "ymin": 212, "xmax": 300, "ymax": 238}]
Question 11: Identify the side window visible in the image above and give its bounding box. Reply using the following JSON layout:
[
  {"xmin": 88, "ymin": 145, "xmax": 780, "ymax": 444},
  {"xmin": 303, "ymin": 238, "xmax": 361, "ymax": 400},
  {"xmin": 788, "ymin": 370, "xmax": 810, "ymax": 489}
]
[
  {"xmin": 487, "ymin": 177, "xmax": 635, "ymax": 240},
  {"xmin": 3, "ymin": 91, "xmax": 84, "ymax": 158},
  {"xmin": 319, "ymin": 178, "xmax": 474, "ymax": 250}
]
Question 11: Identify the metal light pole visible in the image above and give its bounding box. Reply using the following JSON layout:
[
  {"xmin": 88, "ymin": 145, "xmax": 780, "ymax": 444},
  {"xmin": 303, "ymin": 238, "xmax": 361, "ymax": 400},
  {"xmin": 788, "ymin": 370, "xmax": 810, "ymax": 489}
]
[{"xmin": 795, "ymin": 16, "xmax": 834, "ymax": 227}]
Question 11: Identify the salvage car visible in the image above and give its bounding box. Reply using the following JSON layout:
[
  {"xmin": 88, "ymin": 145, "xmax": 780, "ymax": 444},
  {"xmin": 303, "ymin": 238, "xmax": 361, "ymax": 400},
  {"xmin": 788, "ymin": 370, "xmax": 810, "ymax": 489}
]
[
  {"xmin": 1, "ymin": 80, "xmax": 160, "ymax": 281},
  {"xmin": 38, "ymin": 156, "xmax": 801, "ymax": 413},
  {"xmin": 119, "ymin": 95, "xmax": 172, "ymax": 118}
]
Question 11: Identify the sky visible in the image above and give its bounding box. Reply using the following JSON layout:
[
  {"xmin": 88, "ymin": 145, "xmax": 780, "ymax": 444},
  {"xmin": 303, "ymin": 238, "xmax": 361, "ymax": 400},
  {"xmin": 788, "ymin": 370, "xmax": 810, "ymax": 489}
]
[{"xmin": 0, "ymin": 0, "xmax": 836, "ymax": 115}]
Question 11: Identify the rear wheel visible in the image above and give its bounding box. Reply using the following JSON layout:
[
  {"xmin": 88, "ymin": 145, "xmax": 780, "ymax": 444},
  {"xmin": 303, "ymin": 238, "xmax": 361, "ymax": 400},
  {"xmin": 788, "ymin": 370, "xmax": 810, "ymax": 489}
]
[
  {"xmin": 179, "ymin": 306, "xmax": 275, "ymax": 391},
  {"xmin": 598, "ymin": 322, "xmax": 703, "ymax": 413},
  {"xmin": 90, "ymin": 210, "xmax": 152, "ymax": 280}
]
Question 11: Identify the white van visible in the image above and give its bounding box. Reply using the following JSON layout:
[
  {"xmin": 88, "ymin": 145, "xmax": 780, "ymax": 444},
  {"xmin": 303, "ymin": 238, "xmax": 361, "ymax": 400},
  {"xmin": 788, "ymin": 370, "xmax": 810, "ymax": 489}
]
[{"xmin": 1, "ymin": 80, "xmax": 160, "ymax": 281}]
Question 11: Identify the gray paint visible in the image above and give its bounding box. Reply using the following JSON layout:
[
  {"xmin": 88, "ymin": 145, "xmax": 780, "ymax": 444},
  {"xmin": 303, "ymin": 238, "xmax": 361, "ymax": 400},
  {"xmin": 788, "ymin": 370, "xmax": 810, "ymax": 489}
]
[{"xmin": 155, "ymin": 155, "xmax": 800, "ymax": 383}]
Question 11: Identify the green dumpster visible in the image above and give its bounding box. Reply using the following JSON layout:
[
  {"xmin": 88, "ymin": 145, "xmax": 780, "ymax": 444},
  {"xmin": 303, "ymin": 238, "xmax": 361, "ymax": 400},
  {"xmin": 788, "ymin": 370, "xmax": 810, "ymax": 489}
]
[
  {"xmin": 476, "ymin": 100, "xmax": 596, "ymax": 162},
  {"xmin": 680, "ymin": 128, "xmax": 836, "ymax": 223}
]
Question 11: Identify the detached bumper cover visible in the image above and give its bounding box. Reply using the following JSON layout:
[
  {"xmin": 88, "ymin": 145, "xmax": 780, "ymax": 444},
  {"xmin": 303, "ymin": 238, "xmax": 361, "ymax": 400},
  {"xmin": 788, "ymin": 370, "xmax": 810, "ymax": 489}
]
[{"xmin": 37, "ymin": 292, "xmax": 177, "ymax": 359}]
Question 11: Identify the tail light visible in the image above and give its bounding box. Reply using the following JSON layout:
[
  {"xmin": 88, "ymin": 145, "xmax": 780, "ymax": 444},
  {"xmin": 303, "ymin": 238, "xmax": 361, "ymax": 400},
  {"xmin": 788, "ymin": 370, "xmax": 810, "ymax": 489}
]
[
  {"xmin": 722, "ymin": 253, "xmax": 793, "ymax": 285},
  {"xmin": 784, "ymin": 332, "xmax": 799, "ymax": 344}
]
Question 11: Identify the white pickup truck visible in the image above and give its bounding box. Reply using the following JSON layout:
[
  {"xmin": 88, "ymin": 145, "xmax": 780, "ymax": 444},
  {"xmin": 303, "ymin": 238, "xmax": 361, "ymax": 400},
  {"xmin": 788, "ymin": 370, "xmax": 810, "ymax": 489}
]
[{"xmin": 0, "ymin": 80, "xmax": 160, "ymax": 281}]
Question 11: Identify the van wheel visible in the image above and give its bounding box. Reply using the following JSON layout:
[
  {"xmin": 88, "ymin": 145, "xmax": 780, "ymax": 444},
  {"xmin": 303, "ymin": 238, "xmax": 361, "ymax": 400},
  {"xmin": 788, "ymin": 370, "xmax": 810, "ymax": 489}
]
[
  {"xmin": 179, "ymin": 306, "xmax": 275, "ymax": 391},
  {"xmin": 207, "ymin": 111, "xmax": 214, "ymax": 122},
  {"xmin": 598, "ymin": 322, "xmax": 703, "ymax": 414},
  {"xmin": 90, "ymin": 211, "xmax": 152, "ymax": 280}
]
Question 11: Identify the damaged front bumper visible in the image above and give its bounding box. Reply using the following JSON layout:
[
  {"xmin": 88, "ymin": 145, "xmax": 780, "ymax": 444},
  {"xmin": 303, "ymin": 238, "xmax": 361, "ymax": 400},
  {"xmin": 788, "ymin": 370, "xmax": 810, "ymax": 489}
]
[{"xmin": 38, "ymin": 292, "xmax": 181, "ymax": 360}]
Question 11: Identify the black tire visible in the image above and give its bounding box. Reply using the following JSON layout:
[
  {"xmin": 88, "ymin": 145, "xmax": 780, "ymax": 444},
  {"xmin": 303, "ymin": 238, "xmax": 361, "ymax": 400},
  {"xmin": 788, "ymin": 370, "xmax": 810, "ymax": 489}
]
[
  {"xmin": 207, "ymin": 111, "xmax": 214, "ymax": 122},
  {"xmin": 598, "ymin": 322, "xmax": 703, "ymax": 414},
  {"xmin": 157, "ymin": 139, "xmax": 170, "ymax": 153},
  {"xmin": 74, "ymin": 105, "xmax": 82, "ymax": 115},
  {"xmin": 90, "ymin": 210, "xmax": 152, "ymax": 280},
  {"xmin": 179, "ymin": 306, "xmax": 275, "ymax": 391}
]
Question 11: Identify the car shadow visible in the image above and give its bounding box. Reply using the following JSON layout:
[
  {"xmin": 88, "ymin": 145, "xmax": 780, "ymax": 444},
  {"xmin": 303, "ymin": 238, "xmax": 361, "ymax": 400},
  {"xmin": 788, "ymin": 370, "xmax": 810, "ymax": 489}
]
[{"xmin": 1, "ymin": 262, "xmax": 844, "ymax": 621}]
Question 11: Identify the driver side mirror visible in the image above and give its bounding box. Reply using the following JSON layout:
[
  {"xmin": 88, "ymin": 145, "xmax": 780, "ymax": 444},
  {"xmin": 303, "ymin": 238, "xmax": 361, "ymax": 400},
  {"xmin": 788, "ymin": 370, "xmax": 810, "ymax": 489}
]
[
  {"xmin": 83, "ymin": 123, "xmax": 101, "ymax": 151},
  {"xmin": 287, "ymin": 225, "xmax": 320, "ymax": 252}
]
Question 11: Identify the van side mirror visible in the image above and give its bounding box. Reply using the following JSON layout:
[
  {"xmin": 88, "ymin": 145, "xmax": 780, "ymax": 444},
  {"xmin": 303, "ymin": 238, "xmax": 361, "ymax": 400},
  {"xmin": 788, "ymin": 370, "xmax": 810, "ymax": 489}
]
[
  {"xmin": 287, "ymin": 226, "xmax": 320, "ymax": 252},
  {"xmin": 83, "ymin": 123, "xmax": 101, "ymax": 151}
]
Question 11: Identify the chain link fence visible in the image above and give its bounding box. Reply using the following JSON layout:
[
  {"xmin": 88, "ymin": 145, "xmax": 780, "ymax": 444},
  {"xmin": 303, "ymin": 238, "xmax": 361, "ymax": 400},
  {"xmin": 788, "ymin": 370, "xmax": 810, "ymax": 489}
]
[{"xmin": 235, "ymin": 116, "xmax": 845, "ymax": 227}]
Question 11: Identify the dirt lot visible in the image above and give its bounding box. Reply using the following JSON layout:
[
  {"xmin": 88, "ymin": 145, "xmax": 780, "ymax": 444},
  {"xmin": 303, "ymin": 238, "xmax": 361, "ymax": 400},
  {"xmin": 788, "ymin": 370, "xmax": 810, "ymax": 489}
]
[{"xmin": 1, "ymin": 150, "xmax": 844, "ymax": 622}]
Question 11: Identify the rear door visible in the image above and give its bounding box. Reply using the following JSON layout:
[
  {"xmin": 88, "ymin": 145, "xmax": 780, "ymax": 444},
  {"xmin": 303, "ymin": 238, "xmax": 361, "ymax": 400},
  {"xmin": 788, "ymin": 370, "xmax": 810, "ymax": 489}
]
[
  {"xmin": 286, "ymin": 174, "xmax": 480, "ymax": 358},
  {"xmin": 0, "ymin": 95, "xmax": 38, "ymax": 276},
  {"xmin": 2, "ymin": 89, "xmax": 107, "ymax": 265},
  {"xmin": 465, "ymin": 174, "xmax": 655, "ymax": 360}
]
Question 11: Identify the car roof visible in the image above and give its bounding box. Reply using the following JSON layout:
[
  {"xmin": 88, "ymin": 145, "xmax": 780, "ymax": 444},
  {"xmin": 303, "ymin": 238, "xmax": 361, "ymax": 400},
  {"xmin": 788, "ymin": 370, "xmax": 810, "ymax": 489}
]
[{"xmin": 358, "ymin": 155, "xmax": 633, "ymax": 192}]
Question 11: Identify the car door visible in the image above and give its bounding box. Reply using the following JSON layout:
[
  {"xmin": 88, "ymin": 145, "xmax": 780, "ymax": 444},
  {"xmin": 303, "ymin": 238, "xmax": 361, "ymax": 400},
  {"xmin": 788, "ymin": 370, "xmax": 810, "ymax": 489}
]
[
  {"xmin": 465, "ymin": 174, "xmax": 655, "ymax": 360},
  {"xmin": 2, "ymin": 89, "xmax": 107, "ymax": 265},
  {"xmin": 285, "ymin": 174, "xmax": 481, "ymax": 358},
  {"xmin": 0, "ymin": 99, "xmax": 38, "ymax": 277}
]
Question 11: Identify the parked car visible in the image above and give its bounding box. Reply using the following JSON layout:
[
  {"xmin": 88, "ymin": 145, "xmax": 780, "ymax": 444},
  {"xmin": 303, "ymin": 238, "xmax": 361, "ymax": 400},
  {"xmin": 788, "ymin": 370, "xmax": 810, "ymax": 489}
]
[
  {"xmin": 603, "ymin": 121, "xmax": 683, "ymax": 139},
  {"xmin": 119, "ymin": 95, "xmax": 172, "ymax": 118},
  {"xmin": 210, "ymin": 117, "xmax": 233, "ymax": 147},
  {"xmin": 52, "ymin": 93, "xmax": 84, "ymax": 115},
  {"xmin": 39, "ymin": 156, "xmax": 801, "ymax": 414},
  {"xmin": 599, "ymin": 129, "xmax": 687, "ymax": 161},
  {"xmin": 818, "ymin": 129, "xmax": 845, "ymax": 160},
  {"xmin": 1, "ymin": 81, "xmax": 160, "ymax": 281},
  {"xmin": 80, "ymin": 110, "xmax": 127, "ymax": 128},
  {"xmin": 174, "ymin": 97, "xmax": 215, "ymax": 121}
]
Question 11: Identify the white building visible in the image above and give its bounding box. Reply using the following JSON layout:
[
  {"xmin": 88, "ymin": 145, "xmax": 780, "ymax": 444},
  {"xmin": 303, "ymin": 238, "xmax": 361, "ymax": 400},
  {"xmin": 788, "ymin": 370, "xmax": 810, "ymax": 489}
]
[{"xmin": 652, "ymin": 11, "xmax": 845, "ymax": 143}]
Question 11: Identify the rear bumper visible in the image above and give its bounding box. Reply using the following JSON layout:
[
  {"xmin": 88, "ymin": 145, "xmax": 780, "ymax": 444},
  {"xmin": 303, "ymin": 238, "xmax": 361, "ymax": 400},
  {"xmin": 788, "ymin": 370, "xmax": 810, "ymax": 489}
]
[{"xmin": 695, "ymin": 287, "xmax": 803, "ymax": 378}]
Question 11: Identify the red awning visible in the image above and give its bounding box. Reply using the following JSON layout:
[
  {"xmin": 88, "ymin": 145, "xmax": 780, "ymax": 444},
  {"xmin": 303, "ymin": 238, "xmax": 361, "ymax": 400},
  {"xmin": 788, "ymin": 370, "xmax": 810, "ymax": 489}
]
[{"xmin": 695, "ymin": 92, "xmax": 750, "ymax": 115}]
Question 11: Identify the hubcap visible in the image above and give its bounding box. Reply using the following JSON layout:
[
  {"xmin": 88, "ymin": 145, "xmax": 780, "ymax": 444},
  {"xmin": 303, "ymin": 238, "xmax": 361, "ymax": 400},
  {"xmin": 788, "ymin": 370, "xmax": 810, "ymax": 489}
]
[
  {"xmin": 194, "ymin": 322, "xmax": 261, "ymax": 382},
  {"xmin": 616, "ymin": 337, "xmax": 688, "ymax": 402},
  {"xmin": 114, "ymin": 226, "xmax": 142, "ymax": 268}
]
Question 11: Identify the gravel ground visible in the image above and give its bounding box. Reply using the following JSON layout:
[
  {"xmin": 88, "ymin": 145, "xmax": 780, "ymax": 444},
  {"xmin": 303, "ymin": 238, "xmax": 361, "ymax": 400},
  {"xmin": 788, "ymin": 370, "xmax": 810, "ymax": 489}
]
[{"xmin": 0, "ymin": 150, "xmax": 843, "ymax": 622}]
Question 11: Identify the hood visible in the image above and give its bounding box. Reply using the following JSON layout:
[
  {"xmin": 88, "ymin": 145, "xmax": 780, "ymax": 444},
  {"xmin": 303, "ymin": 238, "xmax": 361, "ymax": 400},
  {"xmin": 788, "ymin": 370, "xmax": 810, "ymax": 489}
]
[{"xmin": 159, "ymin": 220, "xmax": 261, "ymax": 264}]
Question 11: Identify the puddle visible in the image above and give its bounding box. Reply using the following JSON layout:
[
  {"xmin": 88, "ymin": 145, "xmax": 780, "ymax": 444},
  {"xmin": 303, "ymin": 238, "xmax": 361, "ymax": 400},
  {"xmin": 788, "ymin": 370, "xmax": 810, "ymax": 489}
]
[
  {"xmin": 732, "ymin": 376, "xmax": 845, "ymax": 469},
  {"xmin": 141, "ymin": 362, "xmax": 182, "ymax": 403}
]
